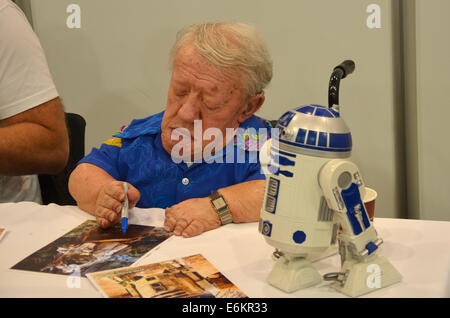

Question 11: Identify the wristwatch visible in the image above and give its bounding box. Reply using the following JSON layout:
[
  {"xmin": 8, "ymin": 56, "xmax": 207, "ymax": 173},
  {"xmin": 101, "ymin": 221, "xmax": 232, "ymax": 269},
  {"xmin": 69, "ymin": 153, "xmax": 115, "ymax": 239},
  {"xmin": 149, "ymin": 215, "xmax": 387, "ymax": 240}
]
[{"xmin": 209, "ymin": 191, "xmax": 233, "ymax": 225}]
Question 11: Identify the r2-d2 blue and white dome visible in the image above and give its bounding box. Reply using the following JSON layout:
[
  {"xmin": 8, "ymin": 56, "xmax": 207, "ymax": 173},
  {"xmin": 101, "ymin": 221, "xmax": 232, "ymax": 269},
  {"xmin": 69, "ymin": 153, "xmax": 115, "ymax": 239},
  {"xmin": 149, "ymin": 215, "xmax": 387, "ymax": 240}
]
[{"xmin": 277, "ymin": 104, "xmax": 352, "ymax": 158}]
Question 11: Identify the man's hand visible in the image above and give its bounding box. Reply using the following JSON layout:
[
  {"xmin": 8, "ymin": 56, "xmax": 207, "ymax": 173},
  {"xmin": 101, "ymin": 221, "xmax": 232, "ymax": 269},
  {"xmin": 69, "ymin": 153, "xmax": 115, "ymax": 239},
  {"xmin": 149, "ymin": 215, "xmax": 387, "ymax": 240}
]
[
  {"xmin": 95, "ymin": 181, "xmax": 140, "ymax": 228},
  {"xmin": 164, "ymin": 197, "xmax": 222, "ymax": 238}
]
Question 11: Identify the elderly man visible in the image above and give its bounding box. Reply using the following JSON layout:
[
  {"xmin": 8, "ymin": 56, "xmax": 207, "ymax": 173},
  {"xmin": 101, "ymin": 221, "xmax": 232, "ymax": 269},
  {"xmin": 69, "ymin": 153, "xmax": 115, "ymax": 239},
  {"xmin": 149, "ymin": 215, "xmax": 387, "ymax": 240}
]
[{"xmin": 69, "ymin": 22, "xmax": 273, "ymax": 237}]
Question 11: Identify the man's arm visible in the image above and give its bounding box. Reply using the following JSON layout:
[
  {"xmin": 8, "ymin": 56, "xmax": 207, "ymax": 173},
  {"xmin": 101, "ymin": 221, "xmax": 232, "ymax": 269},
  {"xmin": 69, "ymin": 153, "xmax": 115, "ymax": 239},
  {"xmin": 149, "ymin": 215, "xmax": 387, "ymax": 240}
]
[
  {"xmin": 68, "ymin": 162, "xmax": 140, "ymax": 228},
  {"xmin": 218, "ymin": 179, "xmax": 265, "ymax": 223},
  {"xmin": 0, "ymin": 97, "xmax": 69, "ymax": 175},
  {"xmin": 164, "ymin": 179, "xmax": 265, "ymax": 237}
]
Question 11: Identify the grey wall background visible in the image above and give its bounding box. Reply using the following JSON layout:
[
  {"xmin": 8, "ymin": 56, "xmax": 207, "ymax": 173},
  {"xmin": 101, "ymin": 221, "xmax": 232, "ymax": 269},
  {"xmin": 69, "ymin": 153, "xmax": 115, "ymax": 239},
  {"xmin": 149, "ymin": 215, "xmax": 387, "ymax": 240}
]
[
  {"xmin": 19, "ymin": 0, "xmax": 450, "ymax": 221},
  {"xmin": 402, "ymin": 0, "xmax": 450, "ymax": 221}
]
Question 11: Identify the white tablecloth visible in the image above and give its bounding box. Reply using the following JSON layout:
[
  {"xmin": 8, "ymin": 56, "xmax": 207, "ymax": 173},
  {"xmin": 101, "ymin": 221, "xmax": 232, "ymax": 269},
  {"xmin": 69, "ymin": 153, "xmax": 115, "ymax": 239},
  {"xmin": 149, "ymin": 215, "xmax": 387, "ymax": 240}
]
[{"xmin": 0, "ymin": 202, "xmax": 449, "ymax": 297}]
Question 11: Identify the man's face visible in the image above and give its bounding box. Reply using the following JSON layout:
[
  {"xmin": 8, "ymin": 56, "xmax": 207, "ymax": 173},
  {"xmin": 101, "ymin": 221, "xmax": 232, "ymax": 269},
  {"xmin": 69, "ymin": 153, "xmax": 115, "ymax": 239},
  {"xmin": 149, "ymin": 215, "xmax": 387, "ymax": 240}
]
[{"xmin": 161, "ymin": 44, "xmax": 251, "ymax": 159}]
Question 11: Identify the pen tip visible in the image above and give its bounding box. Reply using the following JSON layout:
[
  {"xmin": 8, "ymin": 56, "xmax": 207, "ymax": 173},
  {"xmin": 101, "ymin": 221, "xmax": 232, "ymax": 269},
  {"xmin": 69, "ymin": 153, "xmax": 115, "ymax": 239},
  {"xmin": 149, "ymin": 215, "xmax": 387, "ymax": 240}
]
[{"xmin": 121, "ymin": 218, "xmax": 128, "ymax": 233}]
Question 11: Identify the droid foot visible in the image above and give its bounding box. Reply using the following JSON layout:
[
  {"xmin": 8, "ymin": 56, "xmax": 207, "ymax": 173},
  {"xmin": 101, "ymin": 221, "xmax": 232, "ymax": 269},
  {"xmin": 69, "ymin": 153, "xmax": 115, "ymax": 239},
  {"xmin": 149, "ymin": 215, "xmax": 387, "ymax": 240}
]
[
  {"xmin": 329, "ymin": 255, "xmax": 402, "ymax": 297},
  {"xmin": 267, "ymin": 255, "xmax": 322, "ymax": 293}
]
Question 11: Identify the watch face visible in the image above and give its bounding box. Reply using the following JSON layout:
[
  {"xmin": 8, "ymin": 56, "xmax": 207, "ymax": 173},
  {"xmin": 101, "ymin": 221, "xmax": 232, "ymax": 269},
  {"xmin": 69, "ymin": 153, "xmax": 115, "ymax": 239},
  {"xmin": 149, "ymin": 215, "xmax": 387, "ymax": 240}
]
[{"xmin": 213, "ymin": 197, "xmax": 227, "ymax": 210}]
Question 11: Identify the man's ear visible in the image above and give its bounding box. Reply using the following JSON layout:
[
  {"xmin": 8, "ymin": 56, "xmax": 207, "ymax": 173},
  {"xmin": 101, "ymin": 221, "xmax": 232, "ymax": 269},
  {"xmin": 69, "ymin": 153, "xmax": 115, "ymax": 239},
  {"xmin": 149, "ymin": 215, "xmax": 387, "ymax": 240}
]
[{"xmin": 237, "ymin": 93, "xmax": 265, "ymax": 123}]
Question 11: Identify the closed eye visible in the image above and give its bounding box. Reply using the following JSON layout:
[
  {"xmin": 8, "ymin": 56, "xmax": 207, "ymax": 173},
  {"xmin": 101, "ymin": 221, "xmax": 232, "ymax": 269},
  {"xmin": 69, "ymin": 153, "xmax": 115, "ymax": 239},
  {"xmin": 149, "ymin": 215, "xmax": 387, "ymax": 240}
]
[
  {"xmin": 202, "ymin": 101, "xmax": 221, "ymax": 111},
  {"xmin": 175, "ymin": 91, "xmax": 189, "ymax": 97},
  {"xmin": 201, "ymin": 96, "xmax": 221, "ymax": 111}
]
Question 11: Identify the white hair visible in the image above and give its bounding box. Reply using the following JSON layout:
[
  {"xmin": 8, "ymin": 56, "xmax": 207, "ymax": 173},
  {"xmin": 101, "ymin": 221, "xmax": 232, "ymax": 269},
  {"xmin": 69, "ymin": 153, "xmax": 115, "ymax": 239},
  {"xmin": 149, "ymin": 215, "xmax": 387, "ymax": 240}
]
[{"xmin": 169, "ymin": 22, "xmax": 273, "ymax": 97}]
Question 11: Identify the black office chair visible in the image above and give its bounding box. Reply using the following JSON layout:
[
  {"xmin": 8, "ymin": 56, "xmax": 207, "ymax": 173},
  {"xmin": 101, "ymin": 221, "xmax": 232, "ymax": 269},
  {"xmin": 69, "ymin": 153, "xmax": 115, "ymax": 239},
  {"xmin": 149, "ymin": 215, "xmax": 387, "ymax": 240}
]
[{"xmin": 39, "ymin": 112, "xmax": 86, "ymax": 205}]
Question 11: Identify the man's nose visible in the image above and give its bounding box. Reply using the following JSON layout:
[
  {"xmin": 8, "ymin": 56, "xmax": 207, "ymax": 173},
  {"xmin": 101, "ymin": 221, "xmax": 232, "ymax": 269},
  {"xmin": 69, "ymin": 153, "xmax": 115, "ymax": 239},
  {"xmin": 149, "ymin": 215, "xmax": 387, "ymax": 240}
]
[{"xmin": 177, "ymin": 93, "xmax": 201, "ymax": 122}]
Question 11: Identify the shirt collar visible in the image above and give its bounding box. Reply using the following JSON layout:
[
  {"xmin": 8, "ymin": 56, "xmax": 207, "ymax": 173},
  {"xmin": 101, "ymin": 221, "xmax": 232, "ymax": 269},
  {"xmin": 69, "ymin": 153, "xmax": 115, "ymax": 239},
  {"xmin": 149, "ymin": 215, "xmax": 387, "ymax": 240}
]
[{"xmin": 114, "ymin": 111, "xmax": 164, "ymax": 139}]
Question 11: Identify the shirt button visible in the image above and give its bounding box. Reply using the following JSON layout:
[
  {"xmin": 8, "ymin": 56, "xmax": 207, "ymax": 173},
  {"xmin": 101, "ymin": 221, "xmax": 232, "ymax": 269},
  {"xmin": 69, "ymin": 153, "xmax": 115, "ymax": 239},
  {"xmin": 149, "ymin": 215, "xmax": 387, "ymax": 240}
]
[{"xmin": 182, "ymin": 178, "xmax": 190, "ymax": 185}]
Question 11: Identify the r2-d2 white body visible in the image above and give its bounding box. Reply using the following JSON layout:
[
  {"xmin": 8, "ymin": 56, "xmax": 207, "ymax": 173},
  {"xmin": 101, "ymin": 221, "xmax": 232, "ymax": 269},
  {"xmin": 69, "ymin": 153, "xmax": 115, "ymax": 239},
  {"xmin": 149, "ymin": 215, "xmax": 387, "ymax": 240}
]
[{"xmin": 259, "ymin": 104, "xmax": 401, "ymax": 297}]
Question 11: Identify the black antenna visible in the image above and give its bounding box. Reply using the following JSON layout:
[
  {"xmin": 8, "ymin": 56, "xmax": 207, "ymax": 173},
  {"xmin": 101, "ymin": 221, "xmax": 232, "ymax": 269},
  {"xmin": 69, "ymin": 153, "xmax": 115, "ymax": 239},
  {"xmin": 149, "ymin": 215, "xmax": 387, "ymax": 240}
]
[{"xmin": 328, "ymin": 60, "xmax": 355, "ymax": 109}]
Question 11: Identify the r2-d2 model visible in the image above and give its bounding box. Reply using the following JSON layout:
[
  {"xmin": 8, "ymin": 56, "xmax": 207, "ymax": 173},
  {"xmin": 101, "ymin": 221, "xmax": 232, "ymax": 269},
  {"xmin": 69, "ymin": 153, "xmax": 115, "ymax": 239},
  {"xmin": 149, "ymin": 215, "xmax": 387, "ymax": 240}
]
[{"xmin": 259, "ymin": 61, "xmax": 401, "ymax": 297}]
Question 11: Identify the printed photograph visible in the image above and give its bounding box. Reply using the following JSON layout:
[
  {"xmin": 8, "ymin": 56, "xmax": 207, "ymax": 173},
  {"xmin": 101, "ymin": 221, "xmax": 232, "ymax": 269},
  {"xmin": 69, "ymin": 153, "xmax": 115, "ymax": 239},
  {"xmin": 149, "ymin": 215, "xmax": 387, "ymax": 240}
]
[
  {"xmin": 11, "ymin": 220, "xmax": 172, "ymax": 277},
  {"xmin": 87, "ymin": 254, "xmax": 247, "ymax": 298}
]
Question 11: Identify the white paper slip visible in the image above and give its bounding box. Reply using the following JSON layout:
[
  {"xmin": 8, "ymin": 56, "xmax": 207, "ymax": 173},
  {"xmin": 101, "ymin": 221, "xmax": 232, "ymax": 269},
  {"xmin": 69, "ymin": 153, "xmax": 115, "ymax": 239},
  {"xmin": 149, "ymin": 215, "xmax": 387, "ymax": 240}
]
[{"xmin": 127, "ymin": 207, "xmax": 165, "ymax": 227}]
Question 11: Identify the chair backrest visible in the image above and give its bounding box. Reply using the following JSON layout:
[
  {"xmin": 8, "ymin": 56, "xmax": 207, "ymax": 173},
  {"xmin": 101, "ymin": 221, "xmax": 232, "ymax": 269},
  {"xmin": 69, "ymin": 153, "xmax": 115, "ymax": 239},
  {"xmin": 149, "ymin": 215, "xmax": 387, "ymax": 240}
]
[{"xmin": 39, "ymin": 112, "xmax": 86, "ymax": 205}]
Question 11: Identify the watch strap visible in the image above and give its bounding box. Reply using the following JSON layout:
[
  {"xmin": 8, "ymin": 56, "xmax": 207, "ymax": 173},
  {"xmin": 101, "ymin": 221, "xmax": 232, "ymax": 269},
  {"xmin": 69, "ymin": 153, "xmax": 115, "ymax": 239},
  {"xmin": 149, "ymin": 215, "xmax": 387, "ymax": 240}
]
[{"xmin": 209, "ymin": 191, "xmax": 233, "ymax": 225}]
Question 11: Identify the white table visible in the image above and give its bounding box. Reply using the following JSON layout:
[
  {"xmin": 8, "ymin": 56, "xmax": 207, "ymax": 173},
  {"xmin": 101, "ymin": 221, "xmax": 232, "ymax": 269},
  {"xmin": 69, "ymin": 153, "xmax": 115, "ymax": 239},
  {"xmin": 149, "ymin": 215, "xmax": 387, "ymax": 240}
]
[{"xmin": 0, "ymin": 202, "xmax": 449, "ymax": 298}]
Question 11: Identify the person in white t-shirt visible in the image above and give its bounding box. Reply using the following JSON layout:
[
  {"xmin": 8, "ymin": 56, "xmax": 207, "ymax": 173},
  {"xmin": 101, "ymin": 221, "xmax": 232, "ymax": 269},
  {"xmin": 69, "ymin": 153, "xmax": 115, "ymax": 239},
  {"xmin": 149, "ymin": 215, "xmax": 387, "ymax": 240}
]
[{"xmin": 0, "ymin": 0, "xmax": 69, "ymax": 203}]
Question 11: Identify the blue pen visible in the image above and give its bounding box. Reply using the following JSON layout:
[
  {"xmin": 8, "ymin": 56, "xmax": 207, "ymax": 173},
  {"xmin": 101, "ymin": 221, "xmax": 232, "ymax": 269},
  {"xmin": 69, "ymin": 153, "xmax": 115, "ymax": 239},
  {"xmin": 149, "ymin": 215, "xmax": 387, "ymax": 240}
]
[{"xmin": 121, "ymin": 182, "xmax": 129, "ymax": 233}]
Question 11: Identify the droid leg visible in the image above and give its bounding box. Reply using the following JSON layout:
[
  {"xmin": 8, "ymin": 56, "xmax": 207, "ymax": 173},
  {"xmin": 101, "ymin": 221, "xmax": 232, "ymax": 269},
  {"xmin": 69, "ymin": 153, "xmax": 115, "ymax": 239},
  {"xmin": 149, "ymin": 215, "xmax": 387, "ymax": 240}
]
[
  {"xmin": 266, "ymin": 252, "xmax": 322, "ymax": 293},
  {"xmin": 327, "ymin": 246, "xmax": 402, "ymax": 297},
  {"xmin": 327, "ymin": 185, "xmax": 402, "ymax": 297},
  {"xmin": 319, "ymin": 161, "xmax": 402, "ymax": 297}
]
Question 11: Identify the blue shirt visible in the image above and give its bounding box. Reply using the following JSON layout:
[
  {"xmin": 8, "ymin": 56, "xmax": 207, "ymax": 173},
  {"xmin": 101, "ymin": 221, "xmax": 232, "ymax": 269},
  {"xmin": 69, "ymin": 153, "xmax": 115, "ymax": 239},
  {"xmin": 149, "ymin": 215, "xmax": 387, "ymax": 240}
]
[{"xmin": 78, "ymin": 111, "xmax": 271, "ymax": 208}]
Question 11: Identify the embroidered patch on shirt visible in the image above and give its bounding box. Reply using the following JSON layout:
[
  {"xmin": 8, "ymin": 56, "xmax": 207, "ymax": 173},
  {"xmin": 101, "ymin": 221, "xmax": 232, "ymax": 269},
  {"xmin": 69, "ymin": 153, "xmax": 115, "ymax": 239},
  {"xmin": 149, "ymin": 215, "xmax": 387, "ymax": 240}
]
[
  {"xmin": 103, "ymin": 137, "xmax": 122, "ymax": 148},
  {"xmin": 103, "ymin": 128, "xmax": 126, "ymax": 148}
]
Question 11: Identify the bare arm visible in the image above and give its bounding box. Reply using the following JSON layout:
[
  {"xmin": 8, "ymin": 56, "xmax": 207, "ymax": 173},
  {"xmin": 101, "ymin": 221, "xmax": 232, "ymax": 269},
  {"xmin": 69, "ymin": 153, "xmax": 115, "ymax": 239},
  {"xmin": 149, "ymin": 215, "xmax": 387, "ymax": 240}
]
[
  {"xmin": 69, "ymin": 162, "xmax": 140, "ymax": 227},
  {"xmin": 164, "ymin": 179, "xmax": 265, "ymax": 237},
  {"xmin": 219, "ymin": 179, "xmax": 265, "ymax": 223},
  {"xmin": 0, "ymin": 97, "xmax": 69, "ymax": 175},
  {"xmin": 68, "ymin": 163, "xmax": 117, "ymax": 215}
]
